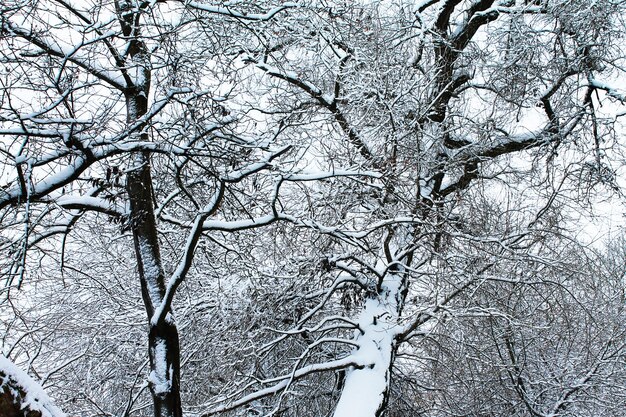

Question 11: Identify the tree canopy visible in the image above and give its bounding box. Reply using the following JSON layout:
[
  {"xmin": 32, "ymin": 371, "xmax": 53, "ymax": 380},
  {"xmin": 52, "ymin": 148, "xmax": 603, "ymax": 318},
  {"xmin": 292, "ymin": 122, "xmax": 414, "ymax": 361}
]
[{"xmin": 1, "ymin": 1, "xmax": 625, "ymax": 416}]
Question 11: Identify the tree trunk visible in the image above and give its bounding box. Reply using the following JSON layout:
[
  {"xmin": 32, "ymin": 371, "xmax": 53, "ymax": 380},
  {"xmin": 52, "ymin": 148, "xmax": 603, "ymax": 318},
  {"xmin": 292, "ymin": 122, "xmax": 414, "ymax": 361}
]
[
  {"xmin": 333, "ymin": 272, "xmax": 405, "ymax": 417},
  {"xmin": 127, "ymin": 150, "xmax": 183, "ymax": 417},
  {"xmin": 118, "ymin": 1, "xmax": 183, "ymax": 415}
]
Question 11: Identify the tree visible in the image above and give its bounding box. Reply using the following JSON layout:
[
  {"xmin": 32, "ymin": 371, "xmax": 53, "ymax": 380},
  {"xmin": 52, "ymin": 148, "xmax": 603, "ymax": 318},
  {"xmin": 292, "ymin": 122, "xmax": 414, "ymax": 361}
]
[
  {"xmin": 401, "ymin": 236, "xmax": 626, "ymax": 416},
  {"xmin": 1, "ymin": 1, "xmax": 297, "ymax": 416},
  {"xmin": 1, "ymin": 1, "xmax": 625, "ymax": 417},
  {"xmin": 191, "ymin": 1, "xmax": 626, "ymax": 416}
]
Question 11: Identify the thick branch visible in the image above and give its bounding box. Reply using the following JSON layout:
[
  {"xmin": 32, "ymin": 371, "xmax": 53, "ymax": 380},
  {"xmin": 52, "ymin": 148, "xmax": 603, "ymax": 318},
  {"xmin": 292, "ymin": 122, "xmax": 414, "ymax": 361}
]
[{"xmin": 440, "ymin": 127, "xmax": 555, "ymax": 196}]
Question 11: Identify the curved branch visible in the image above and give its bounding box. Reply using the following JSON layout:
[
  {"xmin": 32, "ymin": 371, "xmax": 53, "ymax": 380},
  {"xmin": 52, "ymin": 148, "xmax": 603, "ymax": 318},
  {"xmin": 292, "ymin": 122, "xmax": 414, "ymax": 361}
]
[
  {"xmin": 183, "ymin": 1, "xmax": 298, "ymax": 21},
  {"xmin": 2, "ymin": 20, "xmax": 126, "ymax": 91},
  {"xmin": 200, "ymin": 357, "xmax": 361, "ymax": 416}
]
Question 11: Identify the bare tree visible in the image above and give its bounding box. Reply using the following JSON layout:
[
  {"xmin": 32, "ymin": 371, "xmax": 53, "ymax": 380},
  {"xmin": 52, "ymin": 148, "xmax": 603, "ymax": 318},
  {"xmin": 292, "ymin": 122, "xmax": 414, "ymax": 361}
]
[
  {"xmin": 400, "ymin": 234, "xmax": 626, "ymax": 416},
  {"xmin": 193, "ymin": 1, "xmax": 626, "ymax": 416},
  {"xmin": 1, "ymin": 1, "xmax": 298, "ymax": 416}
]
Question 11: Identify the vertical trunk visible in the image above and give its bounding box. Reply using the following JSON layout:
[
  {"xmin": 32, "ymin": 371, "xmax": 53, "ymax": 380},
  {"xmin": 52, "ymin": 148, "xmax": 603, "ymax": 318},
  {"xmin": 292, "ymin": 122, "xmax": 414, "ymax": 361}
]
[
  {"xmin": 333, "ymin": 272, "xmax": 406, "ymax": 417},
  {"xmin": 118, "ymin": 2, "xmax": 183, "ymax": 416},
  {"xmin": 127, "ymin": 150, "xmax": 183, "ymax": 417}
]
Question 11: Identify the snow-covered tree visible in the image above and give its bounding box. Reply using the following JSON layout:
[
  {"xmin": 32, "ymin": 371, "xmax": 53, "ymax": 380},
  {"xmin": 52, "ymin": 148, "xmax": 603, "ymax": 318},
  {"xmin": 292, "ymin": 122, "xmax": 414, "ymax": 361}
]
[
  {"xmin": 194, "ymin": 1, "xmax": 626, "ymax": 416},
  {"xmin": 1, "ymin": 1, "xmax": 625, "ymax": 417},
  {"xmin": 1, "ymin": 1, "xmax": 298, "ymax": 416}
]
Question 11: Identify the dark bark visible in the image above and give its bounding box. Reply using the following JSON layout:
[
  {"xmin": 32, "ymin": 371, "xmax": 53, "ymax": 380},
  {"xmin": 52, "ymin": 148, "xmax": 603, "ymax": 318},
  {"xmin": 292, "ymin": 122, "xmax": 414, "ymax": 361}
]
[
  {"xmin": 125, "ymin": 92, "xmax": 184, "ymax": 417},
  {"xmin": 117, "ymin": 1, "xmax": 183, "ymax": 416},
  {"xmin": 0, "ymin": 370, "xmax": 44, "ymax": 417},
  {"xmin": 126, "ymin": 148, "xmax": 183, "ymax": 417}
]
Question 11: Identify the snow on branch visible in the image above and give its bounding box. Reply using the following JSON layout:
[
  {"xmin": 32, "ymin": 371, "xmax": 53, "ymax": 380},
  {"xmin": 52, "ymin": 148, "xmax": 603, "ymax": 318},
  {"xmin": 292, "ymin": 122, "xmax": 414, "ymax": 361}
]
[
  {"xmin": 0, "ymin": 89, "xmax": 196, "ymax": 211},
  {"xmin": 0, "ymin": 355, "xmax": 66, "ymax": 417},
  {"xmin": 200, "ymin": 357, "xmax": 361, "ymax": 416},
  {"xmin": 221, "ymin": 145, "xmax": 291, "ymax": 182},
  {"xmin": 280, "ymin": 169, "xmax": 382, "ymax": 181},
  {"xmin": 590, "ymin": 78, "xmax": 626, "ymax": 103},
  {"xmin": 0, "ymin": 156, "xmax": 91, "ymax": 211},
  {"xmin": 439, "ymin": 126, "xmax": 556, "ymax": 196},
  {"xmin": 55, "ymin": 195, "xmax": 127, "ymax": 217},
  {"xmin": 151, "ymin": 146, "xmax": 290, "ymax": 325},
  {"xmin": 184, "ymin": 1, "xmax": 299, "ymax": 21},
  {"xmin": 2, "ymin": 20, "xmax": 126, "ymax": 91}
]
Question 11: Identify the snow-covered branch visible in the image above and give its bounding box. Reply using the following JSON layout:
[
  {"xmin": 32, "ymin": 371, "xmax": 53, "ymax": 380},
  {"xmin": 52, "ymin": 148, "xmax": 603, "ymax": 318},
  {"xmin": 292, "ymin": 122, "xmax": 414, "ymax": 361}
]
[
  {"xmin": 2, "ymin": 20, "xmax": 126, "ymax": 91},
  {"xmin": 55, "ymin": 195, "xmax": 127, "ymax": 217},
  {"xmin": 0, "ymin": 355, "xmax": 66, "ymax": 417},
  {"xmin": 184, "ymin": 1, "xmax": 298, "ymax": 21},
  {"xmin": 200, "ymin": 357, "xmax": 361, "ymax": 416}
]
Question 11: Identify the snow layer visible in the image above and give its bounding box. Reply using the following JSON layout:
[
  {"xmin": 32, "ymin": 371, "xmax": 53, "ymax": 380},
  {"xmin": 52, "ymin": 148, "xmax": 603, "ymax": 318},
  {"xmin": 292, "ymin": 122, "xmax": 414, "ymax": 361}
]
[
  {"xmin": 0, "ymin": 355, "xmax": 66, "ymax": 417},
  {"xmin": 148, "ymin": 339, "xmax": 172, "ymax": 395},
  {"xmin": 333, "ymin": 273, "xmax": 404, "ymax": 417}
]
